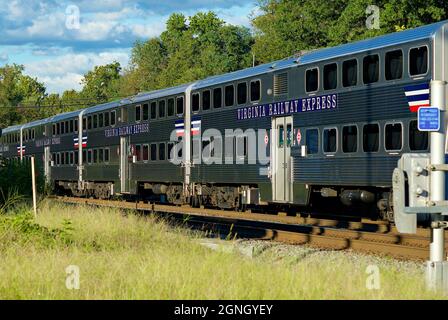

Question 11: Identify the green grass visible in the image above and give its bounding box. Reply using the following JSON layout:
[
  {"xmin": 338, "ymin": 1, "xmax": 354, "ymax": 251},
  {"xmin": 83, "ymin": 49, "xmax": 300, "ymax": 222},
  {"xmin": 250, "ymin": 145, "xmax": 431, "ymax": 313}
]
[{"xmin": 0, "ymin": 200, "xmax": 445, "ymax": 300}]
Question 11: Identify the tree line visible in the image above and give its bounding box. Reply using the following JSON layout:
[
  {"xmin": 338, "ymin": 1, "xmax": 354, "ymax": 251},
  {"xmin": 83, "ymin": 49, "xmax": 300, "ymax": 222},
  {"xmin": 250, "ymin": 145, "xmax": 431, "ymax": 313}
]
[{"xmin": 1, "ymin": 0, "xmax": 448, "ymax": 128}]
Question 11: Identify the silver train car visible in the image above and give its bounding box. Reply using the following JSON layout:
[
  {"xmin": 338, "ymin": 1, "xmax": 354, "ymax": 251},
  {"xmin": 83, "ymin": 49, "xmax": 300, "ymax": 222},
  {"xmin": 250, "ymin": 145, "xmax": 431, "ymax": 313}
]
[{"xmin": 2, "ymin": 21, "xmax": 448, "ymax": 220}]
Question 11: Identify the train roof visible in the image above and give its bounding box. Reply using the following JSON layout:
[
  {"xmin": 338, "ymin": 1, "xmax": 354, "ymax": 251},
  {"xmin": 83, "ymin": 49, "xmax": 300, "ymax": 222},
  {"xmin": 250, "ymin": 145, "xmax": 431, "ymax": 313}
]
[{"xmin": 192, "ymin": 20, "xmax": 447, "ymax": 90}]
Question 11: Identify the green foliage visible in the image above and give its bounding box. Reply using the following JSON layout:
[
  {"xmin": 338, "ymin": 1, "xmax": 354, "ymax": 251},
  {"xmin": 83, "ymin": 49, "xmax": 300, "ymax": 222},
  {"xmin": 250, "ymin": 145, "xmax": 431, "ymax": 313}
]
[
  {"xmin": 252, "ymin": 0, "xmax": 448, "ymax": 63},
  {"xmin": 0, "ymin": 158, "xmax": 45, "ymax": 203},
  {"xmin": 0, "ymin": 210, "xmax": 74, "ymax": 247},
  {"xmin": 80, "ymin": 62, "xmax": 122, "ymax": 102},
  {"xmin": 125, "ymin": 11, "xmax": 253, "ymax": 94}
]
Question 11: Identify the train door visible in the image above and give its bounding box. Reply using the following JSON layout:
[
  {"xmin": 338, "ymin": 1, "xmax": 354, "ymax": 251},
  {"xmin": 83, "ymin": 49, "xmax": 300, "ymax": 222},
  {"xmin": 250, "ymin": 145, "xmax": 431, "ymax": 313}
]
[
  {"xmin": 272, "ymin": 116, "xmax": 293, "ymax": 202},
  {"xmin": 120, "ymin": 136, "xmax": 130, "ymax": 193},
  {"xmin": 44, "ymin": 146, "xmax": 51, "ymax": 183}
]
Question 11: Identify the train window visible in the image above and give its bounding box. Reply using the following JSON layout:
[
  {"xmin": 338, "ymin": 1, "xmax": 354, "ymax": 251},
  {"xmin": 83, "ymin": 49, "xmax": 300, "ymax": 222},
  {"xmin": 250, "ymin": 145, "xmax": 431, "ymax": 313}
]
[
  {"xmin": 167, "ymin": 142, "xmax": 174, "ymax": 160},
  {"xmin": 385, "ymin": 50, "xmax": 403, "ymax": 80},
  {"xmin": 237, "ymin": 82, "xmax": 247, "ymax": 105},
  {"xmin": 385, "ymin": 123, "xmax": 402, "ymax": 151},
  {"xmin": 342, "ymin": 125, "xmax": 358, "ymax": 153},
  {"xmin": 306, "ymin": 129, "xmax": 319, "ymax": 154},
  {"xmin": 61, "ymin": 152, "xmax": 65, "ymax": 165},
  {"xmin": 363, "ymin": 54, "xmax": 379, "ymax": 84},
  {"xmin": 409, "ymin": 120, "xmax": 428, "ymax": 151},
  {"xmin": 65, "ymin": 121, "xmax": 69, "ymax": 133},
  {"xmin": 213, "ymin": 88, "xmax": 222, "ymax": 109},
  {"xmin": 82, "ymin": 117, "xmax": 87, "ymax": 131},
  {"xmin": 94, "ymin": 114, "xmax": 99, "ymax": 128},
  {"xmin": 87, "ymin": 116, "xmax": 92, "ymax": 130},
  {"xmin": 150, "ymin": 102, "xmax": 157, "ymax": 119},
  {"xmin": 159, "ymin": 143, "xmax": 166, "ymax": 161},
  {"xmin": 121, "ymin": 107, "xmax": 128, "ymax": 123},
  {"xmin": 110, "ymin": 111, "xmax": 116, "ymax": 126},
  {"xmin": 69, "ymin": 152, "xmax": 74, "ymax": 165},
  {"xmin": 99, "ymin": 113, "xmax": 104, "ymax": 127},
  {"xmin": 143, "ymin": 144, "xmax": 149, "ymax": 161},
  {"xmin": 343, "ymin": 59, "xmax": 358, "ymax": 87},
  {"xmin": 409, "ymin": 46, "xmax": 428, "ymax": 76},
  {"xmin": 363, "ymin": 124, "xmax": 380, "ymax": 152},
  {"xmin": 143, "ymin": 103, "xmax": 149, "ymax": 120},
  {"xmin": 87, "ymin": 150, "xmax": 92, "ymax": 164},
  {"xmin": 74, "ymin": 119, "xmax": 78, "ymax": 133},
  {"xmin": 69, "ymin": 120, "xmax": 74, "ymax": 133},
  {"xmin": 61, "ymin": 122, "xmax": 65, "ymax": 135},
  {"xmin": 82, "ymin": 150, "xmax": 87, "ymax": 163},
  {"xmin": 57, "ymin": 122, "xmax": 61, "ymax": 135},
  {"xmin": 104, "ymin": 112, "xmax": 109, "ymax": 127},
  {"xmin": 225, "ymin": 85, "xmax": 234, "ymax": 107},
  {"xmin": 323, "ymin": 128, "xmax": 337, "ymax": 153},
  {"xmin": 159, "ymin": 100, "xmax": 166, "ymax": 118},
  {"xmin": 202, "ymin": 90, "xmax": 211, "ymax": 111},
  {"xmin": 52, "ymin": 124, "xmax": 56, "ymax": 136},
  {"xmin": 135, "ymin": 145, "xmax": 141, "ymax": 162},
  {"xmin": 150, "ymin": 143, "xmax": 157, "ymax": 161},
  {"xmin": 278, "ymin": 125, "xmax": 284, "ymax": 148},
  {"xmin": 323, "ymin": 63, "xmax": 338, "ymax": 90},
  {"xmin": 305, "ymin": 68, "xmax": 319, "ymax": 93},
  {"xmin": 192, "ymin": 93, "xmax": 200, "ymax": 112},
  {"xmin": 135, "ymin": 105, "xmax": 141, "ymax": 122},
  {"xmin": 176, "ymin": 97, "xmax": 184, "ymax": 116},
  {"xmin": 74, "ymin": 151, "xmax": 79, "ymax": 165},
  {"xmin": 56, "ymin": 153, "xmax": 60, "ymax": 165},
  {"xmin": 104, "ymin": 148, "xmax": 110, "ymax": 162},
  {"xmin": 167, "ymin": 99, "xmax": 175, "ymax": 116},
  {"xmin": 93, "ymin": 149, "xmax": 98, "ymax": 163},
  {"xmin": 99, "ymin": 149, "xmax": 103, "ymax": 163},
  {"xmin": 250, "ymin": 80, "xmax": 261, "ymax": 102}
]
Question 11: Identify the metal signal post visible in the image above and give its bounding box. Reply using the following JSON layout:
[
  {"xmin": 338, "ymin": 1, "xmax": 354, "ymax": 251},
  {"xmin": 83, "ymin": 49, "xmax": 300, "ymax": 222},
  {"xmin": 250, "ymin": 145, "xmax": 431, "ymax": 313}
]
[{"xmin": 426, "ymin": 80, "xmax": 448, "ymax": 293}]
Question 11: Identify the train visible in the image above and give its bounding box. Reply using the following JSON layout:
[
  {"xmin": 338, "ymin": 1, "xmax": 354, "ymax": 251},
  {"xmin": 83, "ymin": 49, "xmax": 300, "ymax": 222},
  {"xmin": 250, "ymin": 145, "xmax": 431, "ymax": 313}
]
[{"xmin": 1, "ymin": 20, "xmax": 447, "ymax": 221}]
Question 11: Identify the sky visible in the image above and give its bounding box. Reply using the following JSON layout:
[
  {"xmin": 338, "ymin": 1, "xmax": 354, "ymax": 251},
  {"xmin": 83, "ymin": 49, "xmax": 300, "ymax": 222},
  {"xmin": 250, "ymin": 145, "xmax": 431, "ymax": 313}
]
[{"xmin": 0, "ymin": 0, "xmax": 258, "ymax": 94}]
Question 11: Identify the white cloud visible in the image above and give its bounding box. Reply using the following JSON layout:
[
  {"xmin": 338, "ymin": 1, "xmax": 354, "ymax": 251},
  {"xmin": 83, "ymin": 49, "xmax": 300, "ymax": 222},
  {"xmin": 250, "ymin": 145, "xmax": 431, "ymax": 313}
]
[{"xmin": 23, "ymin": 51, "xmax": 130, "ymax": 93}]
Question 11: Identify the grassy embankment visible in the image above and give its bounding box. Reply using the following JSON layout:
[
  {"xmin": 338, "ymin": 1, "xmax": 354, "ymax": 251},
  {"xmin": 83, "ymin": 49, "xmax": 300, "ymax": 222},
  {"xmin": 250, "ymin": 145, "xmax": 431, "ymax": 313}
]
[{"xmin": 0, "ymin": 200, "xmax": 445, "ymax": 299}]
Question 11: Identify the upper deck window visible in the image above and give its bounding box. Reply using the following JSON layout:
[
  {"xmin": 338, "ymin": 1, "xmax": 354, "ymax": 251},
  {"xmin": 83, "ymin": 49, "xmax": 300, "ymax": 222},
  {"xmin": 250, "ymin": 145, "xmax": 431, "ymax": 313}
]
[
  {"xmin": 192, "ymin": 93, "xmax": 200, "ymax": 112},
  {"xmin": 225, "ymin": 85, "xmax": 234, "ymax": 107},
  {"xmin": 305, "ymin": 68, "xmax": 319, "ymax": 93},
  {"xmin": 176, "ymin": 96, "xmax": 184, "ymax": 116},
  {"xmin": 343, "ymin": 59, "xmax": 358, "ymax": 87},
  {"xmin": 167, "ymin": 98, "xmax": 175, "ymax": 116},
  {"xmin": 158, "ymin": 100, "xmax": 166, "ymax": 118},
  {"xmin": 135, "ymin": 105, "xmax": 141, "ymax": 122},
  {"xmin": 213, "ymin": 88, "xmax": 222, "ymax": 109},
  {"xmin": 237, "ymin": 82, "xmax": 247, "ymax": 105},
  {"xmin": 385, "ymin": 50, "xmax": 403, "ymax": 81},
  {"xmin": 323, "ymin": 63, "xmax": 337, "ymax": 90},
  {"xmin": 363, "ymin": 54, "xmax": 379, "ymax": 84},
  {"xmin": 409, "ymin": 46, "xmax": 428, "ymax": 76},
  {"xmin": 143, "ymin": 103, "xmax": 149, "ymax": 121},
  {"xmin": 150, "ymin": 102, "xmax": 157, "ymax": 119},
  {"xmin": 202, "ymin": 90, "xmax": 211, "ymax": 111},
  {"xmin": 250, "ymin": 80, "xmax": 261, "ymax": 102}
]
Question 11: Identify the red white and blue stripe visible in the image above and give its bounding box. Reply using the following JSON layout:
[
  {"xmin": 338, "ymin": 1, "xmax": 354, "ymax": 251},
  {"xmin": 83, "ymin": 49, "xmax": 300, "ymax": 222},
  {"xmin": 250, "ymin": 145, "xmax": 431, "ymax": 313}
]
[
  {"xmin": 175, "ymin": 116, "xmax": 201, "ymax": 137},
  {"xmin": 17, "ymin": 145, "xmax": 26, "ymax": 155},
  {"xmin": 404, "ymin": 83, "xmax": 430, "ymax": 112},
  {"xmin": 74, "ymin": 136, "xmax": 87, "ymax": 148}
]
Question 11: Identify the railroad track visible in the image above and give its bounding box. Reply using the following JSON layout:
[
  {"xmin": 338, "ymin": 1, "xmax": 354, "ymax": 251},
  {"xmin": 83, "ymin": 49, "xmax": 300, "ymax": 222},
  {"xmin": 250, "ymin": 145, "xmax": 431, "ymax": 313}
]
[{"xmin": 51, "ymin": 196, "xmax": 446, "ymax": 261}]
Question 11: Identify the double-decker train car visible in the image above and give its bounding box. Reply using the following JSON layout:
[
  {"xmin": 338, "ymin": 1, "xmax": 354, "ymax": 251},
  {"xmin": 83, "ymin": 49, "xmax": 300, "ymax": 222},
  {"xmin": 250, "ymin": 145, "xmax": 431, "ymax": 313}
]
[{"xmin": 1, "ymin": 21, "xmax": 448, "ymax": 220}]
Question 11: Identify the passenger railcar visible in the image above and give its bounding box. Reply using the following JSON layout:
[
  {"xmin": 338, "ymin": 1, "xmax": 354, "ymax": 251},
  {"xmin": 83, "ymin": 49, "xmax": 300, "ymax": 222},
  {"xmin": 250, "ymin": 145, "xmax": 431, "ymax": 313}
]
[{"xmin": 1, "ymin": 21, "xmax": 448, "ymax": 220}]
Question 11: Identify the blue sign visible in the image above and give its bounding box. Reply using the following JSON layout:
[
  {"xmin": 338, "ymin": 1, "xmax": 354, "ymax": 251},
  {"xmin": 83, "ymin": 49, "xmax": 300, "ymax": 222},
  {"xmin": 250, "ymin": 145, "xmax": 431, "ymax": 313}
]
[{"xmin": 418, "ymin": 107, "xmax": 440, "ymax": 132}]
